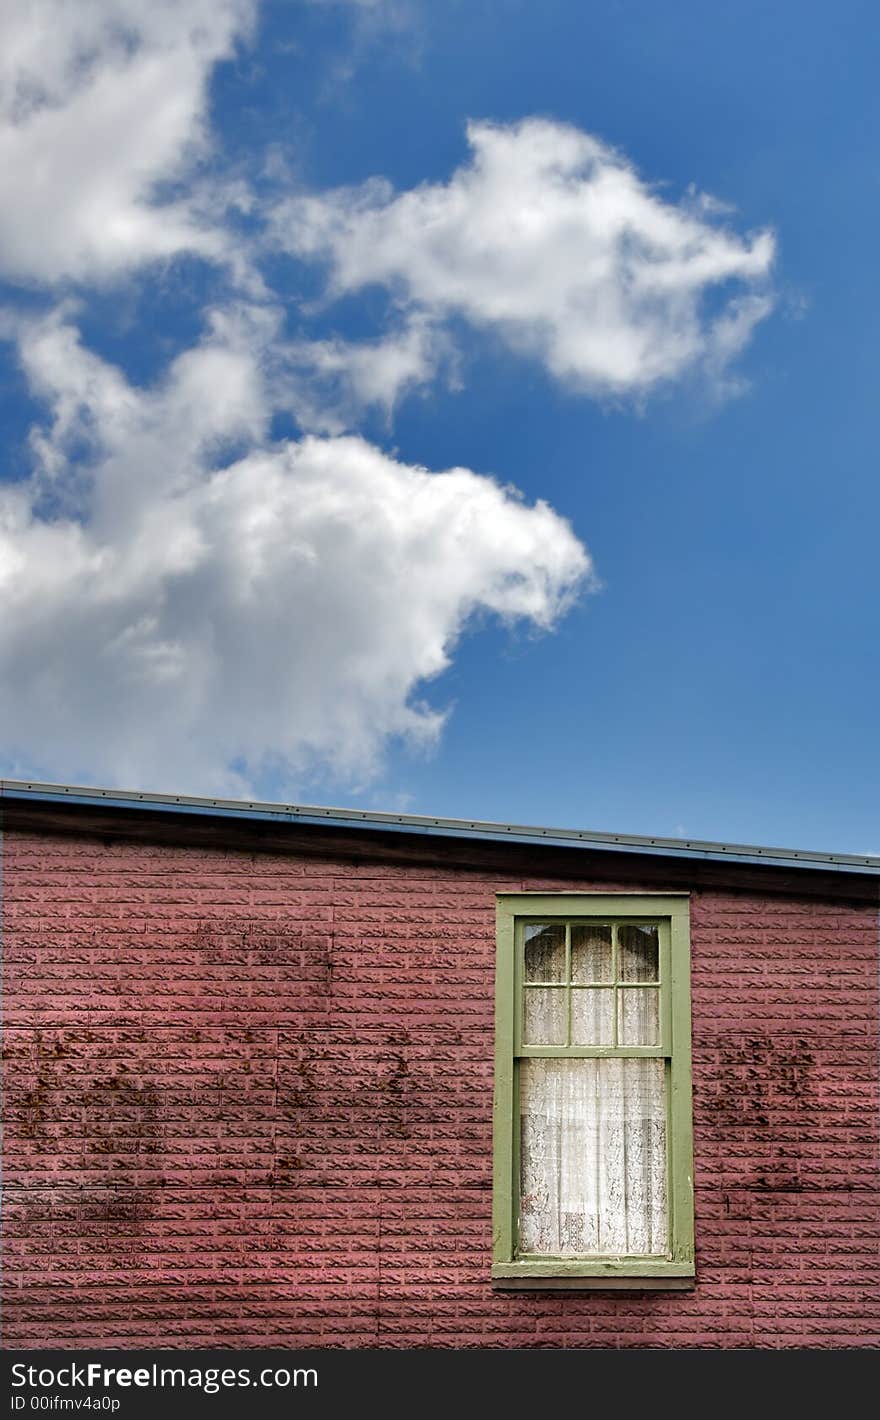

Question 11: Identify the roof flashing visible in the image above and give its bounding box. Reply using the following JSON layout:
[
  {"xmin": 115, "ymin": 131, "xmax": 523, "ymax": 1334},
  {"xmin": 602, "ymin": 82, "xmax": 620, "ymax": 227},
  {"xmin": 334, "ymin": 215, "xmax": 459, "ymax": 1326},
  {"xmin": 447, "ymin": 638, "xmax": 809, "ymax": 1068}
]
[{"xmin": 1, "ymin": 777, "xmax": 878, "ymax": 877}]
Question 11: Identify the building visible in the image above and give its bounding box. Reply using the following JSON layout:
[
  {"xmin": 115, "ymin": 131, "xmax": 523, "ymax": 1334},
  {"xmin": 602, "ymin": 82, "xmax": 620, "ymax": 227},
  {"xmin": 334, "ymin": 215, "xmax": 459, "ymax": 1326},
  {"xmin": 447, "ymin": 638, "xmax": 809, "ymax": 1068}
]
[{"xmin": 1, "ymin": 779, "xmax": 878, "ymax": 1348}]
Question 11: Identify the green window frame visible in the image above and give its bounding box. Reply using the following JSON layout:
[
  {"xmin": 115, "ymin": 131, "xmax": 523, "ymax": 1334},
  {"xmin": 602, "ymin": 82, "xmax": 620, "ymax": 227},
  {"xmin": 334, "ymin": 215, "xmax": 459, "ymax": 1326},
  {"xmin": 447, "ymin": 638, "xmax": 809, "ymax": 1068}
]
[{"xmin": 492, "ymin": 893, "xmax": 694, "ymax": 1289}]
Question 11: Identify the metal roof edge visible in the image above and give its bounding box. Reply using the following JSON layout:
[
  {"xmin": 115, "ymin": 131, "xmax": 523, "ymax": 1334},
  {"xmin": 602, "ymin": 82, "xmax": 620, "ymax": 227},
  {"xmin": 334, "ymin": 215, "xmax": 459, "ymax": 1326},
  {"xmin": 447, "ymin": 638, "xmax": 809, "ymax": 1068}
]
[{"xmin": 2, "ymin": 777, "xmax": 879, "ymax": 877}]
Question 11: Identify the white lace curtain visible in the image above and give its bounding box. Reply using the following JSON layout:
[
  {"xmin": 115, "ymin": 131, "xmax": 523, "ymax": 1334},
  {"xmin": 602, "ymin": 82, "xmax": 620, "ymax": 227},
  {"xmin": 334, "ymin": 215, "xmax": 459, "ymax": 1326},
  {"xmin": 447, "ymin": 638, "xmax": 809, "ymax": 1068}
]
[{"xmin": 519, "ymin": 1056, "xmax": 667, "ymax": 1256}]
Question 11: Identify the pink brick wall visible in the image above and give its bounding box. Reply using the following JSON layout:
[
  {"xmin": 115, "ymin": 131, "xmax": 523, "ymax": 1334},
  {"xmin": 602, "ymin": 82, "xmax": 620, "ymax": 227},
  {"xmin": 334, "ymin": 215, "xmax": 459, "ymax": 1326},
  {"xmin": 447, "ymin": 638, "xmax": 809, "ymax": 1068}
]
[{"xmin": 2, "ymin": 826, "xmax": 878, "ymax": 1348}]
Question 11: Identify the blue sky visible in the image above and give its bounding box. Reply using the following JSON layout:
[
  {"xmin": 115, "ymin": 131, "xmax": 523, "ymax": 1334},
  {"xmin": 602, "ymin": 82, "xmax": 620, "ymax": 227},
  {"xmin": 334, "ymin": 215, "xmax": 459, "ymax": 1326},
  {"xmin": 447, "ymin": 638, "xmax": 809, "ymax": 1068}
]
[{"xmin": 0, "ymin": 0, "xmax": 877, "ymax": 854}]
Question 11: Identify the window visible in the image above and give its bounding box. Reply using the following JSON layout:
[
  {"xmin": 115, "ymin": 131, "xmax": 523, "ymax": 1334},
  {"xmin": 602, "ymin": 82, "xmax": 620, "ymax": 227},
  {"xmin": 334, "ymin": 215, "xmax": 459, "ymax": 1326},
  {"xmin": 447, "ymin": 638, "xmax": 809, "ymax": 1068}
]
[{"xmin": 492, "ymin": 894, "xmax": 694, "ymax": 1288}]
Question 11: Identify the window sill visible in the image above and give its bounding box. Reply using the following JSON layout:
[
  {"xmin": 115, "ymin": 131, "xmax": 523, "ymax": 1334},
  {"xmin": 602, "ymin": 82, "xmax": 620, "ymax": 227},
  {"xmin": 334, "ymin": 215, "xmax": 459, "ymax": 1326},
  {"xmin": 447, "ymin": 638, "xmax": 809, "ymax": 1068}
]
[{"xmin": 491, "ymin": 1261, "xmax": 695, "ymax": 1291}]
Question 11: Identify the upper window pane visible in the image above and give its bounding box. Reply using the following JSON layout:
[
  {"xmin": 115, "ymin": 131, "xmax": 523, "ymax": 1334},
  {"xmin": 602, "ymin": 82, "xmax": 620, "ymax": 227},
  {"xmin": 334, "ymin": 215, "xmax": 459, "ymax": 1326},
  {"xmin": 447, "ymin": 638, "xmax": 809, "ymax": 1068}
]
[
  {"xmin": 523, "ymin": 987, "xmax": 567, "ymax": 1045},
  {"xmin": 618, "ymin": 925, "xmax": 659, "ymax": 982},
  {"xmin": 571, "ymin": 988, "xmax": 614, "ymax": 1046},
  {"xmin": 523, "ymin": 923, "xmax": 566, "ymax": 983},
  {"xmin": 571, "ymin": 924, "xmax": 613, "ymax": 983}
]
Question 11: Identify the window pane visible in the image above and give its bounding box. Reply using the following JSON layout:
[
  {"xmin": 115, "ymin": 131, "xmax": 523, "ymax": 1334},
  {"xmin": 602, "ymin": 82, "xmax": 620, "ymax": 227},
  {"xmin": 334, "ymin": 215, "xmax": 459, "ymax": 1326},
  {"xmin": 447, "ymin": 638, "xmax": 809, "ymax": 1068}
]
[
  {"xmin": 571, "ymin": 924, "xmax": 612, "ymax": 983},
  {"xmin": 519, "ymin": 1058, "xmax": 667, "ymax": 1256},
  {"xmin": 523, "ymin": 924, "xmax": 566, "ymax": 983},
  {"xmin": 522, "ymin": 987, "xmax": 567, "ymax": 1045},
  {"xmin": 570, "ymin": 988, "xmax": 614, "ymax": 1045},
  {"xmin": 618, "ymin": 987, "xmax": 660, "ymax": 1046},
  {"xmin": 618, "ymin": 924, "xmax": 659, "ymax": 982}
]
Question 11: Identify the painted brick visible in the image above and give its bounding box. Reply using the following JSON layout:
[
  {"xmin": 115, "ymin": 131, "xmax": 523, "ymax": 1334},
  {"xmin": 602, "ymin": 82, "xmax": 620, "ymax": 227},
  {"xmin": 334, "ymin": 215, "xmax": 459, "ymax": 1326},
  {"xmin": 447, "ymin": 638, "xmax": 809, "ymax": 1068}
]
[{"xmin": 1, "ymin": 823, "xmax": 878, "ymax": 1349}]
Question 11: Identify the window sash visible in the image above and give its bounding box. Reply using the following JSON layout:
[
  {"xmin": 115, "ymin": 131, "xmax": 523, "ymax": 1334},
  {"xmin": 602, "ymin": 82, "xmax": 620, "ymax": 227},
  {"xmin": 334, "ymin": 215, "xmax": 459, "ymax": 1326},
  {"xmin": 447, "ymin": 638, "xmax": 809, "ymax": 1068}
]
[
  {"xmin": 515, "ymin": 917, "xmax": 672, "ymax": 1056},
  {"xmin": 492, "ymin": 893, "xmax": 694, "ymax": 1286},
  {"xmin": 517, "ymin": 1056, "xmax": 670, "ymax": 1258}
]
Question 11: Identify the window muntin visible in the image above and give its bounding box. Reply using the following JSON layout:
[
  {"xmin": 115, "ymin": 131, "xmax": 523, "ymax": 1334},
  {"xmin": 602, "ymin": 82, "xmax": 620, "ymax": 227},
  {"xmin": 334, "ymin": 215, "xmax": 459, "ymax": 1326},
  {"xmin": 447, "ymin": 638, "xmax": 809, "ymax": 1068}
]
[{"xmin": 493, "ymin": 894, "xmax": 694, "ymax": 1287}]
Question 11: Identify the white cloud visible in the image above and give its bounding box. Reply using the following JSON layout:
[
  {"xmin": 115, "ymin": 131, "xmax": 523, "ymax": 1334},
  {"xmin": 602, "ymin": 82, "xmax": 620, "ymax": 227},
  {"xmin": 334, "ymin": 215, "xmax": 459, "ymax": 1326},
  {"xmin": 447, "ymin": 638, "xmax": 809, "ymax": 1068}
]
[
  {"xmin": 282, "ymin": 314, "xmax": 455, "ymax": 432},
  {"xmin": 0, "ymin": 0, "xmax": 255, "ymax": 284},
  {"xmin": 278, "ymin": 117, "xmax": 775, "ymax": 396},
  {"xmin": 0, "ymin": 312, "xmax": 590, "ymax": 793}
]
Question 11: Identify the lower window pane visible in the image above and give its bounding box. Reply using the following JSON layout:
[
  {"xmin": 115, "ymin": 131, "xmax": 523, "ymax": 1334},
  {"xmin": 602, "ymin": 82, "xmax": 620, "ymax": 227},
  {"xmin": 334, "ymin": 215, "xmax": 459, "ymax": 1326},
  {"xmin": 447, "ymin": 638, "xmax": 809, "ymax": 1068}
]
[{"xmin": 518, "ymin": 1057, "xmax": 668, "ymax": 1257}]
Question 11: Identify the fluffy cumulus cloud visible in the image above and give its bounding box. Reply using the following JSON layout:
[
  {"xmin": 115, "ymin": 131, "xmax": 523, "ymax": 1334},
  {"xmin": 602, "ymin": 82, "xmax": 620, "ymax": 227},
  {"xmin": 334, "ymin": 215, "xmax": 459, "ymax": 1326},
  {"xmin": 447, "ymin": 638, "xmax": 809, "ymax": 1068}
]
[
  {"xmin": 0, "ymin": 311, "xmax": 589, "ymax": 792},
  {"xmin": 282, "ymin": 313, "xmax": 456, "ymax": 433},
  {"xmin": 0, "ymin": 0, "xmax": 255, "ymax": 284},
  {"xmin": 279, "ymin": 118, "xmax": 776, "ymax": 396}
]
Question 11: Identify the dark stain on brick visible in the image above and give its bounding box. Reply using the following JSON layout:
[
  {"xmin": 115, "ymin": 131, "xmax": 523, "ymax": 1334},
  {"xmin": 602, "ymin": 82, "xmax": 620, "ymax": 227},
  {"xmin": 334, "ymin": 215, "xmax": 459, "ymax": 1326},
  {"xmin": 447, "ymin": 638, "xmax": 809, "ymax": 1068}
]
[
  {"xmin": 15, "ymin": 1081, "xmax": 49, "ymax": 1142},
  {"xmin": 381, "ymin": 1052, "xmax": 409, "ymax": 1092},
  {"xmin": 83, "ymin": 1075, "xmax": 162, "ymax": 1158},
  {"xmin": 75, "ymin": 1077, "xmax": 161, "ymax": 1246},
  {"xmin": 706, "ymin": 1036, "xmax": 816, "ymax": 1130},
  {"xmin": 379, "ymin": 1051, "xmax": 410, "ymax": 1139},
  {"xmin": 12, "ymin": 1034, "xmax": 66, "ymax": 1143},
  {"xmin": 82, "ymin": 1186, "xmax": 155, "ymax": 1228}
]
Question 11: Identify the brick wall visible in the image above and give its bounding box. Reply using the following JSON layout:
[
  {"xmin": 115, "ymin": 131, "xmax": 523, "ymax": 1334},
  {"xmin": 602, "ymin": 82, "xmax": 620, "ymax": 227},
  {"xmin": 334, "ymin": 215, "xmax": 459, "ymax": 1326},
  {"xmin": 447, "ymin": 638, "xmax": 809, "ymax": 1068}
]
[{"xmin": 2, "ymin": 824, "xmax": 878, "ymax": 1348}]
